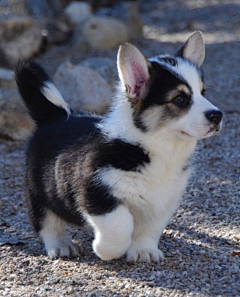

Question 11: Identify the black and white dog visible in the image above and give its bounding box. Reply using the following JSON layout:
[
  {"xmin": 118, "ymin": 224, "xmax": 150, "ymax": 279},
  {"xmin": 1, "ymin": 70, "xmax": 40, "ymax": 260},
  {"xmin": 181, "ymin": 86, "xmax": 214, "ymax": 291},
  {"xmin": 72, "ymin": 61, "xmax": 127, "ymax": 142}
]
[{"xmin": 16, "ymin": 31, "xmax": 222, "ymax": 263}]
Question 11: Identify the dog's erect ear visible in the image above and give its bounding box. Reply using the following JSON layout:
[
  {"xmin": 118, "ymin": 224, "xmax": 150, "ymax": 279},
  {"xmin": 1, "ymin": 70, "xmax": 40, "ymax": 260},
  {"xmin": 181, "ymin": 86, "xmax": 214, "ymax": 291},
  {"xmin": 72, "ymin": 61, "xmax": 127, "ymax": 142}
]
[
  {"xmin": 176, "ymin": 31, "xmax": 205, "ymax": 67},
  {"xmin": 117, "ymin": 43, "xmax": 150, "ymax": 102}
]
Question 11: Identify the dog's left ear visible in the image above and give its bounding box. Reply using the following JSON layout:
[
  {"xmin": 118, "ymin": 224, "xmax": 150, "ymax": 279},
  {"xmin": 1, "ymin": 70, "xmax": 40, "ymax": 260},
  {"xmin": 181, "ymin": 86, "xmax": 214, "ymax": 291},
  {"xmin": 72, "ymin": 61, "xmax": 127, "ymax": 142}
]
[
  {"xmin": 117, "ymin": 43, "xmax": 150, "ymax": 103},
  {"xmin": 176, "ymin": 31, "xmax": 205, "ymax": 67}
]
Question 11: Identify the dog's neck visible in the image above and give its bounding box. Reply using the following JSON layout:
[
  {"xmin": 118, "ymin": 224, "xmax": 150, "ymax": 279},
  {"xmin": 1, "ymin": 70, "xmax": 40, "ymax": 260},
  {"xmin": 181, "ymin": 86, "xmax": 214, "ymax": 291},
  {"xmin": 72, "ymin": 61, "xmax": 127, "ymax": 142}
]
[{"xmin": 99, "ymin": 90, "xmax": 197, "ymax": 161}]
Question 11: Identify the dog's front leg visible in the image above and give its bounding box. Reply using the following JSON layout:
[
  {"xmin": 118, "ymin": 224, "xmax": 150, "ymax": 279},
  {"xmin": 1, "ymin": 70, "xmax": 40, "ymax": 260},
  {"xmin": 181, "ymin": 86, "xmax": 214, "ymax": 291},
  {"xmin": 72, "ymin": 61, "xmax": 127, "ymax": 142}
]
[
  {"xmin": 126, "ymin": 214, "xmax": 168, "ymax": 264},
  {"xmin": 87, "ymin": 205, "xmax": 134, "ymax": 261}
]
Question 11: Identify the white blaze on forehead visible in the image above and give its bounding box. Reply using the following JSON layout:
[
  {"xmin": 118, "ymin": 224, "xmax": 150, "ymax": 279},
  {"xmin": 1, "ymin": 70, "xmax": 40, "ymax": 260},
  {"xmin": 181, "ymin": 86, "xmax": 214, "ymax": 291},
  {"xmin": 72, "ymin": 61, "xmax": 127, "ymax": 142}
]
[
  {"xmin": 175, "ymin": 59, "xmax": 203, "ymax": 94},
  {"xmin": 149, "ymin": 56, "xmax": 203, "ymax": 95}
]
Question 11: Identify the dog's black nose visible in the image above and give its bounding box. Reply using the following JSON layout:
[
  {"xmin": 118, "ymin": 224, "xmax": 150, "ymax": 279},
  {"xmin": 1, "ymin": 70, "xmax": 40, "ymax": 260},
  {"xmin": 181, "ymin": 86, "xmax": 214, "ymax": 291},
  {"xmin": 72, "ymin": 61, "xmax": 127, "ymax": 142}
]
[{"xmin": 205, "ymin": 110, "xmax": 223, "ymax": 125}]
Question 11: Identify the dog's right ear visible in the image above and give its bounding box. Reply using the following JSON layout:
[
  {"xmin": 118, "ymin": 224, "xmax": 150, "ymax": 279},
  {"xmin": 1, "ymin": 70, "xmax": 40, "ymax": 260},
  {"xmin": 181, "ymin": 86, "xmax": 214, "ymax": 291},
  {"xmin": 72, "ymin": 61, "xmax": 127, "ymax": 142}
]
[{"xmin": 117, "ymin": 43, "xmax": 150, "ymax": 104}]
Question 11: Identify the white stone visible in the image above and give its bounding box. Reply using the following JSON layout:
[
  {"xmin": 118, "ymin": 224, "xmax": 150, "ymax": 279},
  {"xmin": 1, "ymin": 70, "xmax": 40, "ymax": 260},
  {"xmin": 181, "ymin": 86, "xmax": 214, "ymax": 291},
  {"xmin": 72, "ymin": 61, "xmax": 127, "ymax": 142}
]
[
  {"xmin": 53, "ymin": 61, "xmax": 113, "ymax": 114},
  {"xmin": 64, "ymin": 1, "xmax": 92, "ymax": 25},
  {"xmin": 82, "ymin": 16, "xmax": 129, "ymax": 50}
]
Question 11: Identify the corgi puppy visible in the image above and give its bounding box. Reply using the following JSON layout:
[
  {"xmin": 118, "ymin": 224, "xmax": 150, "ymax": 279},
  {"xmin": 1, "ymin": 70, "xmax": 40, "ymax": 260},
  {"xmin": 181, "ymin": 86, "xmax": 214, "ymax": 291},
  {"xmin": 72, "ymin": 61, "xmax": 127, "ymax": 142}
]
[{"xmin": 16, "ymin": 31, "xmax": 222, "ymax": 263}]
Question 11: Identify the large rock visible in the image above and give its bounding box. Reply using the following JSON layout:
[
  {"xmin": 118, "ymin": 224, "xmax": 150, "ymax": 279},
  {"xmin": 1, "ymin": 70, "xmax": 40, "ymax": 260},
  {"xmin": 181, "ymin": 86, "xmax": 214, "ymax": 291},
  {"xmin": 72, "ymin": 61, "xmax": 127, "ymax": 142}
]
[
  {"xmin": 79, "ymin": 57, "xmax": 117, "ymax": 87},
  {"xmin": 82, "ymin": 16, "xmax": 129, "ymax": 50},
  {"xmin": 96, "ymin": 1, "xmax": 143, "ymax": 39},
  {"xmin": 64, "ymin": 1, "xmax": 92, "ymax": 25},
  {"xmin": 0, "ymin": 89, "xmax": 34, "ymax": 140},
  {"xmin": 0, "ymin": 16, "xmax": 42, "ymax": 68},
  {"xmin": 54, "ymin": 62, "xmax": 113, "ymax": 114}
]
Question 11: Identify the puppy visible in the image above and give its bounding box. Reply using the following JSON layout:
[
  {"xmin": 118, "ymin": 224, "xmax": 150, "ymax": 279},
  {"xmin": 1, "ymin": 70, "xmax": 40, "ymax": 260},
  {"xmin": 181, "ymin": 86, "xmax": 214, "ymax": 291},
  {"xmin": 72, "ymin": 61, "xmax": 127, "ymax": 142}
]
[{"xmin": 16, "ymin": 31, "xmax": 222, "ymax": 263}]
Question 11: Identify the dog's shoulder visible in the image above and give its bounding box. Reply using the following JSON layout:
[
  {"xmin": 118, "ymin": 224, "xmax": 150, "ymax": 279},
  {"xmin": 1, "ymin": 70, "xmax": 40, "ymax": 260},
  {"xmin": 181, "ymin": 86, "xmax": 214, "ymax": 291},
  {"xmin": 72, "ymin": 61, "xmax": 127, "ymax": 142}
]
[{"xmin": 93, "ymin": 138, "xmax": 150, "ymax": 172}]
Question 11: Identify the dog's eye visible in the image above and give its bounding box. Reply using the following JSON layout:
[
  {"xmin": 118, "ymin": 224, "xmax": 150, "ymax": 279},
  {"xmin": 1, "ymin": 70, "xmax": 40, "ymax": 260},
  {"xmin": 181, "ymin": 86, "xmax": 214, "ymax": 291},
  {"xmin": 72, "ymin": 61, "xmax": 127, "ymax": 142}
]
[{"xmin": 171, "ymin": 95, "xmax": 190, "ymax": 108}]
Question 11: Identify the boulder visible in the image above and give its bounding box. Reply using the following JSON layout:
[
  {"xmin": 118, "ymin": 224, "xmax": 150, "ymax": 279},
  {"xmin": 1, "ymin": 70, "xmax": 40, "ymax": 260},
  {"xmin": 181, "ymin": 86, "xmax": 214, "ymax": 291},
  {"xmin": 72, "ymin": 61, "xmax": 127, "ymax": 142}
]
[
  {"xmin": 82, "ymin": 16, "xmax": 129, "ymax": 50},
  {"xmin": 0, "ymin": 16, "xmax": 42, "ymax": 68},
  {"xmin": 79, "ymin": 57, "xmax": 117, "ymax": 87},
  {"xmin": 0, "ymin": 89, "xmax": 34, "ymax": 140},
  {"xmin": 64, "ymin": 1, "xmax": 92, "ymax": 25},
  {"xmin": 54, "ymin": 61, "xmax": 113, "ymax": 114}
]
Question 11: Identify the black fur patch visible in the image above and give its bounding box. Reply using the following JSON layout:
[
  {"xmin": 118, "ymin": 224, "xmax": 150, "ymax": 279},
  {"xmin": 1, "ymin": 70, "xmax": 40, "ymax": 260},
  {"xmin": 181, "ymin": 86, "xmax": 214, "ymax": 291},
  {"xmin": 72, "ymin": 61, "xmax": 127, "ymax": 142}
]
[
  {"xmin": 143, "ymin": 62, "xmax": 192, "ymax": 109},
  {"xmin": 93, "ymin": 139, "xmax": 150, "ymax": 172},
  {"xmin": 132, "ymin": 61, "xmax": 193, "ymax": 132},
  {"xmin": 26, "ymin": 115, "xmax": 101, "ymax": 229},
  {"xmin": 85, "ymin": 174, "xmax": 121, "ymax": 215},
  {"xmin": 25, "ymin": 112, "xmax": 150, "ymax": 229},
  {"xmin": 133, "ymin": 114, "xmax": 148, "ymax": 132}
]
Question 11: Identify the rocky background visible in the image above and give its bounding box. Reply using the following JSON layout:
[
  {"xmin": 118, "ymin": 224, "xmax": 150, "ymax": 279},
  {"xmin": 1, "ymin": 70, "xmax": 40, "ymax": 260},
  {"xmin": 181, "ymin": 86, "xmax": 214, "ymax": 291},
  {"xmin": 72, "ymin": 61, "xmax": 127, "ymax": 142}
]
[{"xmin": 0, "ymin": 0, "xmax": 239, "ymax": 296}]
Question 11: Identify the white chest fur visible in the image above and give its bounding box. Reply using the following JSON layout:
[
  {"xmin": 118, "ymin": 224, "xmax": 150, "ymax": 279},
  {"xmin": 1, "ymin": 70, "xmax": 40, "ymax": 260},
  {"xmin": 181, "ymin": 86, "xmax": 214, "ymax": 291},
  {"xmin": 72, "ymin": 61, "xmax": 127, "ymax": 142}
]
[
  {"xmin": 98, "ymin": 96, "xmax": 197, "ymax": 223},
  {"xmin": 99, "ymin": 139, "xmax": 196, "ymax": 220}
]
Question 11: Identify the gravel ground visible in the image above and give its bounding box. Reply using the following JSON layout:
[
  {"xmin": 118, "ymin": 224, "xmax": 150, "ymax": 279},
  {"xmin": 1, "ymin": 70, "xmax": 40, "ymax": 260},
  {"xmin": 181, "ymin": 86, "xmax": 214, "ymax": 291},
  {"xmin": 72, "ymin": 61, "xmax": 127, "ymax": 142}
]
[{"xmin": 0, "ymin": 1, "xmax": 240, "ymax": 296}]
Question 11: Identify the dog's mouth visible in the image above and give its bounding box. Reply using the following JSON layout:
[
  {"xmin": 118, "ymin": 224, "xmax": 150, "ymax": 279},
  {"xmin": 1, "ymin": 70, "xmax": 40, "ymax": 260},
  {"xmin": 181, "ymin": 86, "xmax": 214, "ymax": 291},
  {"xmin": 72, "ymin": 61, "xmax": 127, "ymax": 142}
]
[
  {"xmin": 179, "ymin": 130, "xmax": 193, "ymax": 140},
  {"xmin": 205, "ymin": 124, "xmax": 215, "ymax": 135},
  {"xmin": 203, "ymin": 123, "xmax": 222, "ymax": 138},
  {"xmin": 179, "ymin": 123, "xmax": 222, "ymax": 140},
  {"xmin": 180, "ymin": 131, "xmax": 191, "ymax": 137}
]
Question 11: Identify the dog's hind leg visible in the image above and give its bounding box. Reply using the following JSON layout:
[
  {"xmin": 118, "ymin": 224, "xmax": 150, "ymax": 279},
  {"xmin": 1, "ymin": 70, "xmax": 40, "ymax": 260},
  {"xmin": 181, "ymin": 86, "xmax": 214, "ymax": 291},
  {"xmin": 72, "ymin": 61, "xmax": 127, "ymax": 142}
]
[
  {"xmin": 87, "ymin": 205, "xmax": 134, "ymax": 261},
  {"xmin": 39, "ymin": 210, "xmax": 83, "ymax": 259}
]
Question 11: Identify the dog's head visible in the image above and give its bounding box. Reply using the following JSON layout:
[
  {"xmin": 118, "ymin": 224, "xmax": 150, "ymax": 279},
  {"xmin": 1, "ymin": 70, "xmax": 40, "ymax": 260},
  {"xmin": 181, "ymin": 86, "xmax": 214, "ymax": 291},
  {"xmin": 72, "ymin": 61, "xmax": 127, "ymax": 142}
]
[{"xmin": 117, "ymin": 31, "xmax": 222, "ymax": 140}]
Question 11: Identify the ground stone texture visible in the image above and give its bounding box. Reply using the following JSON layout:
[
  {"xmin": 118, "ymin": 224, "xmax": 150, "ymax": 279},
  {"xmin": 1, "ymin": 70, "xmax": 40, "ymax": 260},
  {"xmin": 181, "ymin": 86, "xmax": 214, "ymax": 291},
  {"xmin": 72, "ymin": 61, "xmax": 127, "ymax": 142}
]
[{"xmin": 0, "ymin": 1, "xmax": 239, "ymax": 296}]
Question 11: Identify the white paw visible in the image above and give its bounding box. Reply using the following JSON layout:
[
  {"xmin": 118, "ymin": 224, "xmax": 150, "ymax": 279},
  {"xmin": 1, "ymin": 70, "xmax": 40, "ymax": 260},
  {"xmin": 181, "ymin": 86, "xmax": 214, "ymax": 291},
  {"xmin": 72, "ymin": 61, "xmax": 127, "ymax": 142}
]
[
  {"xmin": 93, "ymin": 237, "xmax": 131, "ymax": 261},
  {"xmin": 46, "ymin": 242, "xmax": 83, "ymax": 259},
  {"xmin": 127, "ymin": 247, "xmax": 164, "ymax": 264}
]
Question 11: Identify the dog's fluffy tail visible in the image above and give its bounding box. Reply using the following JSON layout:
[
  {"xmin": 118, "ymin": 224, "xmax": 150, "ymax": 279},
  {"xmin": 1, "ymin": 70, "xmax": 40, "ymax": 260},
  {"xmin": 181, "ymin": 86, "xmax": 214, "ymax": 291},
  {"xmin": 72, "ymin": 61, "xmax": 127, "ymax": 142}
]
[{"xmin": 15, "ymin": 60, "xmax": 71, "ymax": 125}]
